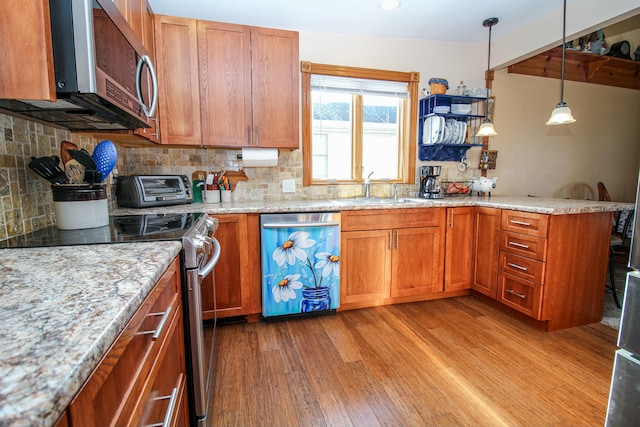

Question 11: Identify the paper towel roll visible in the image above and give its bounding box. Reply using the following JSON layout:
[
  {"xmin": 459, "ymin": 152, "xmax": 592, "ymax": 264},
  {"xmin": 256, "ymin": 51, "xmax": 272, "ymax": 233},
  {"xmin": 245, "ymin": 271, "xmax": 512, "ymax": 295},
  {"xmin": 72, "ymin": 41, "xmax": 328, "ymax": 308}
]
[{"xmin": 241, "ymin": 148, "xmax": 279, "ymax": 167}]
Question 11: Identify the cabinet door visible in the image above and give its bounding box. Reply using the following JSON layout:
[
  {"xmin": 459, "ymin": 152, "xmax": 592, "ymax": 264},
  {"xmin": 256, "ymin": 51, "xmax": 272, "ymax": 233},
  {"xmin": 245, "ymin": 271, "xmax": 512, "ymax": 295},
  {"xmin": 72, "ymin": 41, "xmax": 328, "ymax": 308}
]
[
  {"xmin": 444, "ymin": 207, "xmax": 474, "ymax": 292},
  {"xmin": 472, "ymin": 207, "xmax": 501, "ymax": 298},
  {"xmin": 201, "ymin": 214, "xmax": 261, "ymax": 319},
  {"xmin": 341, "ymin": 230, "xmax": 392, "ymax": 308},
  {"xmin": 155, "ymin": 15, "xmax": 201, "ymax": 145},
  {"xmin": 198, "ymin": 21, "xmax": 252, "ymax": 147},
  {"xmin": 391, "ymin": 226, "xmax": 444, "ymax": 298},
  {"xmin": 250, "ymin": 27, "xmax": 299, "ymax": 148},
  {"xmin": 0, "ymin": 0, "xmax": 55, "ymax": 100}
]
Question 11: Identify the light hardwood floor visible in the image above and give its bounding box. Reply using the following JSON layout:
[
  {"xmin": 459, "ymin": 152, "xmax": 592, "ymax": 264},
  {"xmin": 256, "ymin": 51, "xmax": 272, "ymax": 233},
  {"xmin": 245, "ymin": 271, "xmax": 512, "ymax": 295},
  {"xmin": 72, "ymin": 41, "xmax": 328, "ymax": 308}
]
[{"xmin": 210, "ymin": 296, "xmax": 617, "ymax": 426}]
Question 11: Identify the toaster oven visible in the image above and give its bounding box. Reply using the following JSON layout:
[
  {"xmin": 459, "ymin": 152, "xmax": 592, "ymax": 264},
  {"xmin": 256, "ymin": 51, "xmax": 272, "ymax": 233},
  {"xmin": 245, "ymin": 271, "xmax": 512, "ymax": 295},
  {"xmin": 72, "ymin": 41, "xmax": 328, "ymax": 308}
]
[{"xmin": 116, "ymin": 175, "xmax": 193, "ymax": 208}]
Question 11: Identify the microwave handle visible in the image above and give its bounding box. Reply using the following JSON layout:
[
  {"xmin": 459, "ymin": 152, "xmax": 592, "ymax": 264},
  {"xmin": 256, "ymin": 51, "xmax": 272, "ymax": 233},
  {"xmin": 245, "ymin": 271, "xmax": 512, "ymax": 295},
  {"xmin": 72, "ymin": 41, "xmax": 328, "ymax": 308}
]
[{"xmin": 136, "ymin": 55, "xmax": 159, "ymax": 118}]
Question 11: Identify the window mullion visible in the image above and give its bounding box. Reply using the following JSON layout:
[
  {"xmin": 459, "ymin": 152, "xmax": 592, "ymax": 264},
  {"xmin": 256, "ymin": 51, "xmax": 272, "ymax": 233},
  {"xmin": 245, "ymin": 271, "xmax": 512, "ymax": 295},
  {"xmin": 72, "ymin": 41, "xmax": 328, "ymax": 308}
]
[{"xmin": 353, "ymin": 94, "xmax": 363, "ymax": 181}]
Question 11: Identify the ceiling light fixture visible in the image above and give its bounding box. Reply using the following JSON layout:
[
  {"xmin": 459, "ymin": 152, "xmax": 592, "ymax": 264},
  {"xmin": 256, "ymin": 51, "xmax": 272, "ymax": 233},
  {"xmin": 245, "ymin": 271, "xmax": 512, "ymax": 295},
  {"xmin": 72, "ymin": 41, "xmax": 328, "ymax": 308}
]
[
  {"xmin": 546, "ymin": 0, "xmax": 576, "ymax": 125},
  {"xmin": 380, "ymin": 0, "xmax": 400, "ymax": 11},
  {"xmin": 476, "ymin": 17, "xmax": 498, "ymax": 138}
]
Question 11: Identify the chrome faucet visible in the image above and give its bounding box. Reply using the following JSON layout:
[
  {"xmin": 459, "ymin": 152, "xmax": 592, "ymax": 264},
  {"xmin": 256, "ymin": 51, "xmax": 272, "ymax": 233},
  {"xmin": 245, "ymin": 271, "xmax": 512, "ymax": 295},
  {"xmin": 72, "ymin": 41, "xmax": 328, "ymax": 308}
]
[
  {"xmin": 364, "ymin": 171, "xmax": 374, "ymax": 198},
  {"xmin": 392, "ymin": 183, "xmax": 398, "ymax": 199}
]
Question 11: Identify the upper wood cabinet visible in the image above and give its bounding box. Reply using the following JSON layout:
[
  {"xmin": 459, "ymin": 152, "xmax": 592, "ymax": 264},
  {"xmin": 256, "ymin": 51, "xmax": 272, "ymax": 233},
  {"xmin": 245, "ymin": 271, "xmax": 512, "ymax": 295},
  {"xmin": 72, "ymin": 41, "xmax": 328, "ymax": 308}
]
[
  {"xmin": 155, "ymin": 15, "xmax": 202, "ymax": 145},
  {"xmin": 246, "ymin": 26, "xmax": 299, "ymax": 148},
  {"xmin": 0, "ymin": 0, "xmax": 55, "ymax": 101},
  {"xmin": 155, "ymin": 16, "xmax": 300, "ymax": 148}
]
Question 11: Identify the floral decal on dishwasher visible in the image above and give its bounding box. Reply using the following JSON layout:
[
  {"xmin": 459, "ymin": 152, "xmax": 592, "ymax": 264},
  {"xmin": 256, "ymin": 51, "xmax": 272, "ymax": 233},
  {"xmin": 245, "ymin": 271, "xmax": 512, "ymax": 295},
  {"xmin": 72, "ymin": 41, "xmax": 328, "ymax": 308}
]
[{"xmin": 262, "ymin": 226, "xmax": 340, "ymax": 317}]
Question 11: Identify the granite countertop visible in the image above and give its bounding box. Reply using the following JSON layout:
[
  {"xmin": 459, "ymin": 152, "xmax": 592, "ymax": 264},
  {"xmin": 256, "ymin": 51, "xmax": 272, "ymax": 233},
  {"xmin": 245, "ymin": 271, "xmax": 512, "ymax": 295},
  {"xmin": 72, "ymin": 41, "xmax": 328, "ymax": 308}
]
[
  {"xmin": 0, "ymin": 241, "xmax": 182, "ymax": 427},
  {"xmin": 114, "ymin": 195, "xmax": 635, "ymax": 216}
]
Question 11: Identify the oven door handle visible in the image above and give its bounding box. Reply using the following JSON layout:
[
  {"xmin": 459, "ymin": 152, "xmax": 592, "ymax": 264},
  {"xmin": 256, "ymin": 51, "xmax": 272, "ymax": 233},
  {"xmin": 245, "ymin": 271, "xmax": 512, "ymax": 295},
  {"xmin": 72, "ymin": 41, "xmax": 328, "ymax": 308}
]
[{"xmin": 198, "ymin": 237, "xmax": 221, "ymax": 280}]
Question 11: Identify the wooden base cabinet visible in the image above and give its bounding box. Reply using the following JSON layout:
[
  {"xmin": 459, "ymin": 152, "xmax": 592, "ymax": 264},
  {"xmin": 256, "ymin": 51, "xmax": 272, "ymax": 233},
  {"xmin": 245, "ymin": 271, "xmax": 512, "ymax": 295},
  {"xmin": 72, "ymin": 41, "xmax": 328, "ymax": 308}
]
[
  {"xmin": 68, "ymin": 257, "xmax": 188, "ymax": 427},
  {"xmin": 444, "ymin": 207, "xmax": 474, "ymax": 292},
  {"xmin": 474, "ymin": 208, "xmax": 612, "ymax": 331},
  {"xmin": 472, "ymin": 207, "xmax": 501, "ymax": 298},
  {"xmin": 201, "ymin": 214, "xmax": 261, "ymax": 320},
  {"xmin": 340, "ymin": 209, "xmax": 445, "ymax": 311}
]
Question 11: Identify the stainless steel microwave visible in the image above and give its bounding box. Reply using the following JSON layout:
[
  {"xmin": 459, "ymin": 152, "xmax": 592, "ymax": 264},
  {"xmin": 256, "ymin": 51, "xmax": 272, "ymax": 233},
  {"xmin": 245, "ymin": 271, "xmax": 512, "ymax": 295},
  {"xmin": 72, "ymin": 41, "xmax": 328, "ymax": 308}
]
[{"xmin": 0, "ymin": 0, "xmax": 158, "ymax": 131}]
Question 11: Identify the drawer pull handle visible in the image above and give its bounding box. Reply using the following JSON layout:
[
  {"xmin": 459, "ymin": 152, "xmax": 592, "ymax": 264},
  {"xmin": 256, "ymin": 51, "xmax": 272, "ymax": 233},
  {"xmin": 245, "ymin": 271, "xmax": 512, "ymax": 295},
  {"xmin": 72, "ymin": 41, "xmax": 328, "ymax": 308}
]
[
  {"xmin": 137, "ymin": 306, "xmax": 172, "ymax": 341},
  {"xmin": 510, "ymin": 220, "xmax": 532, "ymax": 226},
  {"xmin": 507, "ymin": 262, "xmax": 528, "ymax": 271},
  {"xmin": 508, "ymin": 241, "xmax": 530, "ymax": 249},
  {"xmin": 506, "ymin": 288, "xmax": 527, "ymax": 299},
  {"xmin": 146, "ymin": 386, "xmax": 179, "ymax": 427}
]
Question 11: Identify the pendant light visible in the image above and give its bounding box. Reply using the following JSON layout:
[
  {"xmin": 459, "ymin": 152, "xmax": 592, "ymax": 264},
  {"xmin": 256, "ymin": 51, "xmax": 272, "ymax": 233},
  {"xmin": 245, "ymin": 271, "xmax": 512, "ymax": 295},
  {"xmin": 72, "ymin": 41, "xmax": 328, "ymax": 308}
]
[
  {"xmin": 476, "ymin": 17, "xmax": 498, "ymax": 137},
  {"xmin": 546, "ymin": 0, "xmax": 576, "ymax": 125}
]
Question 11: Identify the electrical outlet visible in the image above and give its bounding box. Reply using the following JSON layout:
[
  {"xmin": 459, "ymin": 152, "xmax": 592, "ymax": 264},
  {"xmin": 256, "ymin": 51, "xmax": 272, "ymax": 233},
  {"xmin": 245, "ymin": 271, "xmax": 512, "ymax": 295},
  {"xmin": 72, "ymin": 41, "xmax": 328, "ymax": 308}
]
[{"xmin": 282, "ymin": 179, "xmax": 296, "ymax": 193}]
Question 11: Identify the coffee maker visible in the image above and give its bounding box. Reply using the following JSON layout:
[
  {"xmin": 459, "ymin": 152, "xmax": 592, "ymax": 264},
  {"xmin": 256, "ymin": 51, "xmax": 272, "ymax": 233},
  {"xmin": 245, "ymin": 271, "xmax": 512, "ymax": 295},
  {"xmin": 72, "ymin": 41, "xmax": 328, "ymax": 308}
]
[{"xmin": 418, "ymin": 165, "xmax": 443, "ymax": 199}]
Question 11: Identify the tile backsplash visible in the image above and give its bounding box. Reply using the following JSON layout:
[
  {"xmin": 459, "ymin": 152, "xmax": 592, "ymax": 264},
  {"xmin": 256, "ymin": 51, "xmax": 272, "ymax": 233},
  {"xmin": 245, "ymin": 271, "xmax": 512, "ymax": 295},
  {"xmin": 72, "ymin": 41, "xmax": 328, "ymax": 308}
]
[
  {"xmin": 0, "ymin": 113, "xmax": 100, "ymax": 239},
  {"xmin": 1, "ymin": 112, "xmax": 477, "ymax": 240}
]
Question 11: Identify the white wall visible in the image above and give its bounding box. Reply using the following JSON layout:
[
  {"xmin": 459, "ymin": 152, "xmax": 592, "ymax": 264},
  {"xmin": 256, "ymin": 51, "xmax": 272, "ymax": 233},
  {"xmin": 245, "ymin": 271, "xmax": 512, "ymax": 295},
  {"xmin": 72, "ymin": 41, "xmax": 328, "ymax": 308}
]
[
  {"xmin": 490, "ymin": 69, "xmax": 640, "ymax": 202},
  {"xmin": 300, "ymin": 32, "xmax": 487, "ymax": 95}
]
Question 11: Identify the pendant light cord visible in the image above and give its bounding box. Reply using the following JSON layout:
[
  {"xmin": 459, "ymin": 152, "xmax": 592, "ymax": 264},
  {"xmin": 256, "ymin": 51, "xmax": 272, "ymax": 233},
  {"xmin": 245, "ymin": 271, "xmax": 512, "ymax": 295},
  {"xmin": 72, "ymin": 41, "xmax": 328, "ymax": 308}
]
[
  {"xmin": 560, "ymin": 0, "xmax": 567, "ymax": 104},
  {"xmin": 485, "ymin": 23, "xmax": 492, "ymax": 118}
]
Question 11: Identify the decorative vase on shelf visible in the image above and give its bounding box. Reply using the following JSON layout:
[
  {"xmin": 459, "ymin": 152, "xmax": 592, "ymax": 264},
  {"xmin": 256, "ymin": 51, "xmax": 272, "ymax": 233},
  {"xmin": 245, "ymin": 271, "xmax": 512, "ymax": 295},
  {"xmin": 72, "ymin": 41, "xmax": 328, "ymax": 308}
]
[{"xmin": 300, "ymin": 287, "xmax": 331, "ymax": 312}]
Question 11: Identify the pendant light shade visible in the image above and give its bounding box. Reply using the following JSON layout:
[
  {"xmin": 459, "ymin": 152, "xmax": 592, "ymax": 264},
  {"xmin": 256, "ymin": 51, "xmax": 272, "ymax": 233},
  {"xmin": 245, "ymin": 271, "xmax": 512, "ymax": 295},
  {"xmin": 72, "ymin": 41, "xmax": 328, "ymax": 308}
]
[
  {"xmin": 476, "ymin": 17, "xmax": 498, "ymax": 138},
  {"xmin": 546, "ymin": 102, "xmax": 576, "ymax": 125},
  {"xmin": 476, "ymin": 121, "xmax": 498, "ymax": 137},
  {"xmin": 546, "ymin": 0, "xmax": 576, "ymax": 125}
]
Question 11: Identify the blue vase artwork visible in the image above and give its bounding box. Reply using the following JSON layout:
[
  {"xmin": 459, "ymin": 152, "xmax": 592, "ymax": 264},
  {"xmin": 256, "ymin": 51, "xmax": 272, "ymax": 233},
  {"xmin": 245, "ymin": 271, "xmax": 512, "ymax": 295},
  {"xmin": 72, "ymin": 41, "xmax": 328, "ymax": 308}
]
[{"xmin": 261, "ymin": 226, "xmax": 340, "ymax": 317}]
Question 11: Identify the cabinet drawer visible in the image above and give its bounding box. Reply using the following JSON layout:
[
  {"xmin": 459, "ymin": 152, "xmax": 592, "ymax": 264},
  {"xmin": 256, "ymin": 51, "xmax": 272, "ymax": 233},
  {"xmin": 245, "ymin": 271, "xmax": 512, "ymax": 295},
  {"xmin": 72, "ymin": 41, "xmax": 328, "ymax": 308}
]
[
  {"xmin": 498, "ymin": 272, "xmax": 543, "ymax": 319},
  {"xmin": 131, "ymin": 309, "xmax": 189, "ymax": 427},
  {"xmin": 500, "ymin": 231, "xmax": 547, "ymax": 261},
  {"xmin": 501, "ymin": 210, "xmax": 549, "ymax": 237},
  {"xmin": 499, "ymin": 252, "xmax": 545, "ymax": 284},
  {"xmin": 69, "ymin": 258, "xmax": 181, "ymax": 426},
  {"xmin": 341, "ymin": 208, "xmax": 443, "ymax": 231}
]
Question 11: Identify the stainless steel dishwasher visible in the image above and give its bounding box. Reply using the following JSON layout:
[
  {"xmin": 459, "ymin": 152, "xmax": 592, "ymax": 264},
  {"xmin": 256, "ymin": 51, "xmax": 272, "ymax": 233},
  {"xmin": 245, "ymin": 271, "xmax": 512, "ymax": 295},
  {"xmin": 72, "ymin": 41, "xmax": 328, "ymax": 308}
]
[{"xmin": 260, "ymin": 212, "xmax": 341, "ymax": 319}]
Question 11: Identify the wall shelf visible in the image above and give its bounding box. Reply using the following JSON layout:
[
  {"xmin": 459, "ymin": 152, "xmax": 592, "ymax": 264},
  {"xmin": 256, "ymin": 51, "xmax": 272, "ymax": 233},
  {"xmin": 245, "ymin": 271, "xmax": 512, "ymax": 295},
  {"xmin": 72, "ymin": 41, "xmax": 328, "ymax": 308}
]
[
  {"xmin": 418, "ymin": 143, "xmax": 483, "ymax": 161},
  {"xmin": 508, "ymin": 47, "xmax": 640, "ymax": 91},
  {"xmin": 418, "ymin": 94, "xmax": 488, "ymax": 162}
]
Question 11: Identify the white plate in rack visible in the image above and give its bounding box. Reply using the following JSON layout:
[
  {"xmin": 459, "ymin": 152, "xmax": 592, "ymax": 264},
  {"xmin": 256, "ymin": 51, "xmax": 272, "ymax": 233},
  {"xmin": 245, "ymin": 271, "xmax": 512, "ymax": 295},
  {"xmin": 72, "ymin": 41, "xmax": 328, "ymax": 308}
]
[{"xmin": 422, "ymin": 116, "xmax": 444, "ymax": 144}]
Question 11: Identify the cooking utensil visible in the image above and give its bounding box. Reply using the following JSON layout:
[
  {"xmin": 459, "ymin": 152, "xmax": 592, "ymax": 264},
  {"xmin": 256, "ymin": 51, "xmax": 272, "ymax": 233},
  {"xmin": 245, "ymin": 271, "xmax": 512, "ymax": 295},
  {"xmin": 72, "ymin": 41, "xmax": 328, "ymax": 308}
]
[
  {"xmin": 28, "ymin": 156, "xmax": 67, "ymax": 184},
  {"xmin": 67, "ymin": 149, "xmax": 97, "ymax": 170},
  {"xmin": 60, "ymin": 141, "xmax": 78, "ymax": 166},
  {"xmin": 68, "ymin": 149, "xmax": 102, "ymax": 183},
  {"xmin": 83, "ymin": 170, "xmax": 103, "ymax": 184},
  {"xmin": 65, "ymin": 159, "xmax": 85, "ymax": 184},
  {"xmin": 92, "ymin": 140, "xmax": 117, "ymax": 181}
]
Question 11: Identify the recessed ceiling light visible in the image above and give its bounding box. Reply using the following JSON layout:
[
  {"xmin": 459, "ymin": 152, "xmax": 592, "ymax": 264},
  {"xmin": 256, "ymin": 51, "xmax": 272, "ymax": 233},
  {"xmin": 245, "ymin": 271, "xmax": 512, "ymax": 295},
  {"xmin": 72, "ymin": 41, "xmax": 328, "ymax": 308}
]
[{"xmin": 380, "ymin": 0, "xmax": 401, "ymax": 11}]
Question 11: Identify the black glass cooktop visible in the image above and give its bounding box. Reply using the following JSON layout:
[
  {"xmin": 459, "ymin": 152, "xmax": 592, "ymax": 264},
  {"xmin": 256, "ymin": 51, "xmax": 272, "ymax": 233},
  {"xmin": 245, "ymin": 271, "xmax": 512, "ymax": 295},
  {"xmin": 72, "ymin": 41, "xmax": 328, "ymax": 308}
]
[{"xmin": 0, "ymin": 213, "xmax": 204, "ymax": 249}]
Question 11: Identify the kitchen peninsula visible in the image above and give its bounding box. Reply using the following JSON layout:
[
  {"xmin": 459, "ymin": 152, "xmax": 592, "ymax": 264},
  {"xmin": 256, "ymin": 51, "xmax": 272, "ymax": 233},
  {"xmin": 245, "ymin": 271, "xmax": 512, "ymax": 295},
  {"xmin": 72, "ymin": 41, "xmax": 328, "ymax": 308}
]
[{"xmin": 0, "ymin": 196, "xmax": 633, "ymax": 426}]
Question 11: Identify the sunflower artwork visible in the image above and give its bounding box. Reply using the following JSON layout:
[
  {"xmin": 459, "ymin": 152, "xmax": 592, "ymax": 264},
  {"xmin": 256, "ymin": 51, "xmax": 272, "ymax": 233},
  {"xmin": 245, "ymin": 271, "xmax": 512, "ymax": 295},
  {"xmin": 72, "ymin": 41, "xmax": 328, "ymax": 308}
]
[{"xmin": 261, "ymin": 219, "xmax": 341, "ymax": 318}]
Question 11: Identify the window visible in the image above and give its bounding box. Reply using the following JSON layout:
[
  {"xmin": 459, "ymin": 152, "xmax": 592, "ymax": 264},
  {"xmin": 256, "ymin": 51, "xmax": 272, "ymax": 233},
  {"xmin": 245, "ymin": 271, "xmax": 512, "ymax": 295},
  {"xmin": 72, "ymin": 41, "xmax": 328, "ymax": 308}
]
[{"xmin": 301, "ymin": 62, "xmax": 419, "ymax": 186}]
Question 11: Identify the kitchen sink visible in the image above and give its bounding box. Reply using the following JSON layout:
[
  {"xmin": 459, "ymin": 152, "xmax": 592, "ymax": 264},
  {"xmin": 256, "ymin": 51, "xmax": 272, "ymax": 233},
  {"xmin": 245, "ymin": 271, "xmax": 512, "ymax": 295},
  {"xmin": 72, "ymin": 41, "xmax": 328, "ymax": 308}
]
[{"xmin": 330, "ymin": 197, "xmax": 422, "ymax": 205}]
